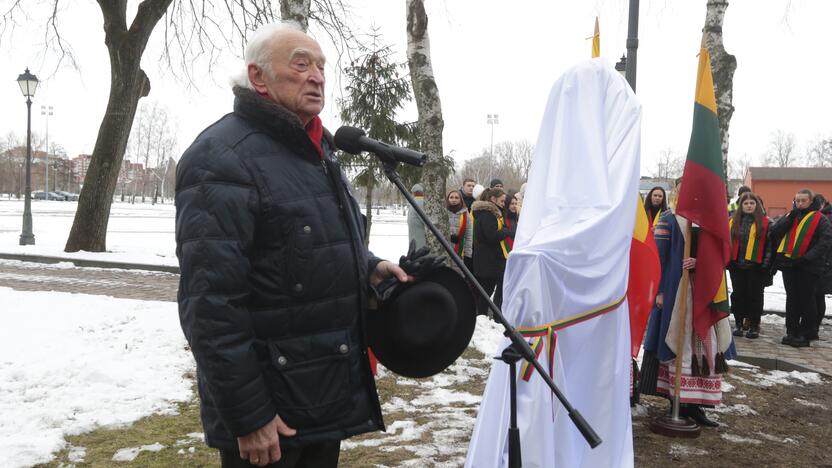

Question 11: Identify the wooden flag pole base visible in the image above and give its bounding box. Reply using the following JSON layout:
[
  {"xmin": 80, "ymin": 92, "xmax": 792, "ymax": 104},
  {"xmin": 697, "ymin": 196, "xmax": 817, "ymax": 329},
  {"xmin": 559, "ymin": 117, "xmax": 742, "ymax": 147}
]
[{"xmin": 650, "ymin": 414, "xmax": 701, "ymax": 438}]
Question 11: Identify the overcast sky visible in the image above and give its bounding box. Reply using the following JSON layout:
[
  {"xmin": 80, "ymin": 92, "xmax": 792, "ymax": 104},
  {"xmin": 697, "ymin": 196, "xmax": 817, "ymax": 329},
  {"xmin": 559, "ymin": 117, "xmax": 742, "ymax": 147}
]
[{"xmin": 1, "ymin": 0, "xmax": 830, "ymax": 178}]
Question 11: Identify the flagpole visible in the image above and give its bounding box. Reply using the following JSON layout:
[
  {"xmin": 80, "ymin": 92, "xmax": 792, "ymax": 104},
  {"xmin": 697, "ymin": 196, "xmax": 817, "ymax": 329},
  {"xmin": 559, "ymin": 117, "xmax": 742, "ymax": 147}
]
[{"xmin": 672, "ymin": 221, "xmax": 693, "ymax": 421}]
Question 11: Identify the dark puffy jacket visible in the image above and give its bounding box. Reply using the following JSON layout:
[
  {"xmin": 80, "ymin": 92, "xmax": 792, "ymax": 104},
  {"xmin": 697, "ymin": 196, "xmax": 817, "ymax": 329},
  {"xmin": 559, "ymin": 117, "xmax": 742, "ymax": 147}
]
[
  {"xmin": 770, "ymin": 208, "xmax": 832, "ymax": 276},
  {"xmin": 175, "ymin": 87, "xmax": 383, "ymax": 451},
  {"xmin": 472, "ymin": 200, "xmax": 510, "ymax": 279}
]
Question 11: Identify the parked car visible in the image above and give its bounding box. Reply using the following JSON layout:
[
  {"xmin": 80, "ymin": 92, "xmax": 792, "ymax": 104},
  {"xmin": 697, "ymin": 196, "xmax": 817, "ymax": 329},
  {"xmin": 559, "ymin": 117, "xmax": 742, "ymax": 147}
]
[
  {"xmin": 56, "ymin": 191, "xmax": 79, "ymax": 201},
  {"xmin": 32, "ymin": 191, "xmax": 66, "ymax": 201}
]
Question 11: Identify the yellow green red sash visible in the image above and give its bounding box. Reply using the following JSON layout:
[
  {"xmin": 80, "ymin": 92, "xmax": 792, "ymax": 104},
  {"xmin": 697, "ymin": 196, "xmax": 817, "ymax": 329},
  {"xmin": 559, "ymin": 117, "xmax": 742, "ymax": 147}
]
[
  {"xmin": 777, "ymin": 211, "xmax": 822, "ymax": 259},
  {"xmin": 454, "ymin": 212, "xmax": 468, "ymax": 256},
  {"xmin": 517, "ymin": 296, "xmax": 626, "ymax": 381},
  {"xmin": 729, "ymin": 217, "xmax": 769, "ymax": 263},
  {"xmin": 499, "ymin": 217, "xmax": 513, "ymax": 259}
]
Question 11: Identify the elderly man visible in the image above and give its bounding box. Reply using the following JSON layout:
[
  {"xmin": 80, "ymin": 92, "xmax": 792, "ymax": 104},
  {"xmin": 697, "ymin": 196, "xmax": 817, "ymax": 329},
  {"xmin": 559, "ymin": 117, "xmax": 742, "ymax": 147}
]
[{"xmin": 176, "ymin": 22, "xmax": 409, "ymax": 467}]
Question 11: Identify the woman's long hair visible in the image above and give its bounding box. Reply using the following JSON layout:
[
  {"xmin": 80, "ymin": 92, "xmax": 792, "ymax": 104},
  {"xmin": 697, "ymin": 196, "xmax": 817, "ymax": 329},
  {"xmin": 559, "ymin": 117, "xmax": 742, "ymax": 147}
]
[
  {"xmin": 730, "ymin": 192, "xmax": 765, "ymax": 239},
  {"xmin": 479, "ymin": 187, "xmax": 506, "ymax": 203},
  {"xmin": 643, "ymin": 186, "xmax": 667, "ymax": 218}
]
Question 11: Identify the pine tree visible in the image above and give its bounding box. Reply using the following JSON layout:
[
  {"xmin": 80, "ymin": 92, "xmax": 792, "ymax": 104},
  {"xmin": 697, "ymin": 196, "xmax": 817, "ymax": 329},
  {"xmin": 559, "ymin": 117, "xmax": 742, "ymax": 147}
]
[{"xmin": 339, "ymin": 30, "xmax": 412, "ymax": 246}]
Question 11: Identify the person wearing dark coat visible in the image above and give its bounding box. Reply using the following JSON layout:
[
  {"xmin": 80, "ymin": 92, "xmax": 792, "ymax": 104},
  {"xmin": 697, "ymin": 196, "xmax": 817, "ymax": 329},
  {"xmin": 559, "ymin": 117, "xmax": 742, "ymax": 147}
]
[
  {"xmin": 175, "ymin": 23, "xmax": 410, "ymax": 468},
  {"xmin": 728, "ymin": 193, "xmax": 773, "ymax": 339},
  {"xmin": 770, "ymin": 189, "xmax": 832, "ymax": 347},
  {"xmin": 472, "ymin": 188, "xmax": 511, "ymax": 315},
  {"xmin": 812, "ymin": 194, "xmax": 832, "ymax": 335}
]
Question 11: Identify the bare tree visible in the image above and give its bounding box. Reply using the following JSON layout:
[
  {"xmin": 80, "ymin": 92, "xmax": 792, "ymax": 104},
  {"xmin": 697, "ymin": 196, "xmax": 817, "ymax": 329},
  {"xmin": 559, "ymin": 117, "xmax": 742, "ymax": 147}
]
[
  {"xmin": 763, "ymin": 130, "xmax": 797, "ymax": 167},
  {"xmin": 704, "ymin": 0, "xmax": 737, "ymax": 184},
  {"xmin": 652, "ymin": 147, "xmax": 685, "ymax": 182},
  {"xmin": 806, "ymin": 136, "xmax": 832, "ymax": 168},
  {"xmin": 455, "ymin": 140, "xmax": 534, "ymax": 191},
  {"xmin": 727, "ymin": 152, "xmax": 753, "ymax": 180},
  {"xmin": 1, "ymin": 0, "xmax": 357, "ymax": 252},
  {"xmin": 406, "ymin": 0, "xmax": 448, "ymax": 256}
]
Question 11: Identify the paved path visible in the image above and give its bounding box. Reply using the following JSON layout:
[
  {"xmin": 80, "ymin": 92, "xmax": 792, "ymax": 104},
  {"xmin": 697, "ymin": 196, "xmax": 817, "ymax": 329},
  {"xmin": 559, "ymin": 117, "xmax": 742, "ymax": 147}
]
[
  {"xmin": 732, "ymin": 319, "xmax": 832, "ymax": 377},
  {"xmin": 0, "ymin": 259, "xmax": 178, "ymax": 302}
]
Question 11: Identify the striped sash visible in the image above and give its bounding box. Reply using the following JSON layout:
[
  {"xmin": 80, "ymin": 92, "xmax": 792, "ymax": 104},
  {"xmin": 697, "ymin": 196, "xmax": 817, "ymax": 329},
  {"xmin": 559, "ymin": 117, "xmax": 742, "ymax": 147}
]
[
  {"xmin": 777, "ymin": 211, "xmax": 822, "ymax": 259},
  {"xmin": 729, "ymin": 216, "xmax": 768, "ymax": 263},
  {"xmin": 517, "ymin": 296, "xmax": 626, "ymax": 382},
  {"xmin": 499, "ymin": 217, "xmax": 513, "ymax": 259},
  {"xmin": 454, "ymin": 212, "xmax": 468, "ymax": 256}
]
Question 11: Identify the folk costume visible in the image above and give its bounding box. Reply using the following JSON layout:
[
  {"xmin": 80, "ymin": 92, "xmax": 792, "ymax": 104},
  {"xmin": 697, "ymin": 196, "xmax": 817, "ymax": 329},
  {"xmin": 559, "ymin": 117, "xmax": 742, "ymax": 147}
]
[
  {"xmin": 640, "ymin": 211, "xmax": 735, "ymax": 409},
  {"xmin": 770, "ymin": 203, "xmax": 832, "ymax": 344},
  {"xmin": 466, "ymin": 59, "xmax": 639, "ymax": 468},
  {"xmin": 728, "ymin": 214, "xmax": 772, "ymax": 337}
]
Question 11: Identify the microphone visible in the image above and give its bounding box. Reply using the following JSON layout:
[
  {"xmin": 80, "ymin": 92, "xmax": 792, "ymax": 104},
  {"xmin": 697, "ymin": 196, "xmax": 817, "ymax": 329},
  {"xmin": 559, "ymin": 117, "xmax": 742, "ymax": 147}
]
[{"xmin": 334, "ymin": 126, "xmax": 426, "ymax": 167}]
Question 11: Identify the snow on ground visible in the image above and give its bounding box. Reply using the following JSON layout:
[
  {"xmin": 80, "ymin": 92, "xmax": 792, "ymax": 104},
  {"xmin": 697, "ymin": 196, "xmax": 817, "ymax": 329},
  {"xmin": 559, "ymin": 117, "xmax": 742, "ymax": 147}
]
[
  {"xmin": 0, "ymin": 200, "xmax": 413, "ymax": 267},
  {"xmin": 0, "ymin": 288, "xmax": 193, "ymax": 468},
  {"xmin": 112, "ymin": 442, "xmax": 166, "ymax": 462}
]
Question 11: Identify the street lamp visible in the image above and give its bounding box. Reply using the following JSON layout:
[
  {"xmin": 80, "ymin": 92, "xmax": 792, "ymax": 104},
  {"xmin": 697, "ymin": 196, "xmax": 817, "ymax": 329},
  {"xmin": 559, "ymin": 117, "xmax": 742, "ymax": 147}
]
[
  {"xmin": 615, "ymin": 54, "xmax": 627, "ymax": 78},
  {"xmin": 487, "ymin": 113, "xmax": 499, "ymax": 182},
  {"xmin": 42, "ymin": 104, "xmax": 53, "ymax": 195},
  {"xmin": 17, "ymin": 67, "xmax": 38, "ymax": 245}
]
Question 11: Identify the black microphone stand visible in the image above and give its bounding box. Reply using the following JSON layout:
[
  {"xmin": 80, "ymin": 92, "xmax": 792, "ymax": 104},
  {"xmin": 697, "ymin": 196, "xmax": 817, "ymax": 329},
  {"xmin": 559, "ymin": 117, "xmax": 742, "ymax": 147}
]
[{"xmin": 376, "ymin": 155, "xmax": 602, "ymax": 464}]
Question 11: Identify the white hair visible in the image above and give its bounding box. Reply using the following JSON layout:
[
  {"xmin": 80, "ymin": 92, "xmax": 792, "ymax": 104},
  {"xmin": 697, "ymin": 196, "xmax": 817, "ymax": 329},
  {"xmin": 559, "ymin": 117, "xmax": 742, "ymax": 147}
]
[{"xmin": 230, "ymin": 21, "xmax": 304, "ymax": 90}]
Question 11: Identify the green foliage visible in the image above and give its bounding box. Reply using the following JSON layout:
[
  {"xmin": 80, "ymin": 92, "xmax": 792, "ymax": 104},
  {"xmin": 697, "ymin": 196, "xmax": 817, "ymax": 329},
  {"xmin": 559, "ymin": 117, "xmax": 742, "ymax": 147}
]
[{"xmin": 338, "ymin": 31, "xmax": 412, "ymax": 187}]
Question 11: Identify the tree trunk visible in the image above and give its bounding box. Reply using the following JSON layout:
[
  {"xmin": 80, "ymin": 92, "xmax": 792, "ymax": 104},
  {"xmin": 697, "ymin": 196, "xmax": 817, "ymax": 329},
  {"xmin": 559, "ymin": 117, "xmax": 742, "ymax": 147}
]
[
  {"xmin": 364, "ymin": 162, "xmax": 374, "ymax": 247},
  {"xmin": 704, "ymin": 0, "xmax": 736, "ymax": 187},
  {"xmin": 65, "ymin": 0, "xmax": 171, "ymax": 252},
  {"xmin": 406, "ymin": 0, "xmax": 448, "ymax": 257},
  {"xmin": 280, "ymin": 0, "xmax": 312, "ymax": 31}
]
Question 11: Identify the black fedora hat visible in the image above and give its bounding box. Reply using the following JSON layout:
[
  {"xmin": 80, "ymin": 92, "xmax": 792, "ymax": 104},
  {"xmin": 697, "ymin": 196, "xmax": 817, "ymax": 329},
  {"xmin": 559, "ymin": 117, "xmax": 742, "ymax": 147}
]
[{"xmin": 368, "ymin": 267, "xmax": 476, "ymax": 378}]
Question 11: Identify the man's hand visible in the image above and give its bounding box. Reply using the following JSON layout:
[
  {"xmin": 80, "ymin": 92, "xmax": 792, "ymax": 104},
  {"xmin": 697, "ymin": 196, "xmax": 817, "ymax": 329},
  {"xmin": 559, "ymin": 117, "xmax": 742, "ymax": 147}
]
[
  {"xmin": 682, "ymin": 257, "xmax": 696, "ymax": 270},
  {"xmin": 237, "ymin": 414, "xmax": 296, "ymax": 467},
  {"xmin": 370, "ymin": 260, "xmax": 413, "ymax": 287},
  {"xmin": 655, "ymin": 293, "xmax": 663, "ymax": 309}
]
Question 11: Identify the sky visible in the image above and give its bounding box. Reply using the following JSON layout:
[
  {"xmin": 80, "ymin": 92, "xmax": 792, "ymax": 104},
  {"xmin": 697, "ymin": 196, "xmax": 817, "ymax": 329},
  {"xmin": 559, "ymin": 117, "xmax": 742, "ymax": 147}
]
[{"xmin": 1, "ymin": 0, "xmax": 831, "ymax": 178}]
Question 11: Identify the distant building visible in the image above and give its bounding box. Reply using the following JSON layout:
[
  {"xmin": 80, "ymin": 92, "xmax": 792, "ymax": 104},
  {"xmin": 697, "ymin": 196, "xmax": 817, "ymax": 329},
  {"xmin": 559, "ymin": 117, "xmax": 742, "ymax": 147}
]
[
  {"xmin": 743, "ymin": 166, "xmax": 832, "ymax": 217},
  {"xmin": 71, "ymin": 154, "xmax": 93, "ymax": 183}
]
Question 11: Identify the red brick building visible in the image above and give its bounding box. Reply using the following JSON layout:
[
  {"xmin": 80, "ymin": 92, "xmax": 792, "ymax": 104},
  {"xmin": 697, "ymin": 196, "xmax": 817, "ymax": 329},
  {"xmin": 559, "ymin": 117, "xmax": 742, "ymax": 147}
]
[{"xmin": 743, "ymin": 167, "xmax": 832, "ymax": 217}]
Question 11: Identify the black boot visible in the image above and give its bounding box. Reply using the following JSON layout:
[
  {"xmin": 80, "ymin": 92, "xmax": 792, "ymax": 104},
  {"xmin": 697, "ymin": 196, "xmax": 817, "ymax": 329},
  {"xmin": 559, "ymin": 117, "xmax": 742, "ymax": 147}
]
[
  {"xmin": 683, "ymin": 405, "xmax": 719, "ymax": 428},
  {"xmin": 781, "ymin": 334, "xmax": 796, "ymax": 345},
  {"xmin": 790, "ymin": 336, "xmax": 810, "ymax": 348},
  {"xmin": 746, "ymin": 326, "xmax": 760, "ymax": 339},
  {"xmin": 733, "ymin": 325, "xmax": 745, "ymax": 337}
]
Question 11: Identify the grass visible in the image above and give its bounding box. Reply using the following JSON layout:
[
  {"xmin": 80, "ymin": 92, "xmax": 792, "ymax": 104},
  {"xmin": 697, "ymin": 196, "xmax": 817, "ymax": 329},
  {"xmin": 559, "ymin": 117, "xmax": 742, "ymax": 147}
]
[{"xmin": 38, "ymin": 389, "xmax": 219, "ymax": 467}]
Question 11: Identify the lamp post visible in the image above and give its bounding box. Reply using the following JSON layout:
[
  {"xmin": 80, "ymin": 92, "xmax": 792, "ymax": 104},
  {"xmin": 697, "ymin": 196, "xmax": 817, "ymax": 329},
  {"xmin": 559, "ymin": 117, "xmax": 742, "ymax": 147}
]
[
  {"xmin": 17, "ymin": 68, "xmax": 39, "ymax": 245},
  {"xmin": 487, "ymin": 113, "xmax": 499, "ymax": 182},
  {"xmin": 41, "ymin": 104, "xmax": 53, "ymax": 195},
  {"xmin": 615, "ymin": 54, "xmax": 627, "ymax": 79}
]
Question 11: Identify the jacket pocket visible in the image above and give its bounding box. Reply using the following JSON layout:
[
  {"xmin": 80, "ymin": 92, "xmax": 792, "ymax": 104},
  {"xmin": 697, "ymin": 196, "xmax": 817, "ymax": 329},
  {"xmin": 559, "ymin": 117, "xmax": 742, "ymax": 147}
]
[
  {"xmin": 285, "ymin": 220, "xmax": 314, "ymax": 297},
  {"xmin": 263, "ymin": 328, "xmax": 353, "ymax": 429}
]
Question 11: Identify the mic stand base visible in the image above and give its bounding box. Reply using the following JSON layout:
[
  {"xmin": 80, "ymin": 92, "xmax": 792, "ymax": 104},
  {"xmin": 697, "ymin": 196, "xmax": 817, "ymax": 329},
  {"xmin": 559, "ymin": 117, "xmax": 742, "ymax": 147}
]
[{"xmin": 649, "ymin": 415, "xmax": 701, "ymax": 438}]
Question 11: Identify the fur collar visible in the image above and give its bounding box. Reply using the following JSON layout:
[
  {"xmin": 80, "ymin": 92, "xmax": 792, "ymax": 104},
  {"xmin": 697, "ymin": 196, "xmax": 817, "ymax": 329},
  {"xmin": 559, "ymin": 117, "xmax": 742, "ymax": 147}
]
[
  {"xmin": 471, "ymin": 200, "xmax": 503, "ymax": 218},
  {"xmin": 232, "ymin": 86, "xmax": 334, "ymax": 160}
]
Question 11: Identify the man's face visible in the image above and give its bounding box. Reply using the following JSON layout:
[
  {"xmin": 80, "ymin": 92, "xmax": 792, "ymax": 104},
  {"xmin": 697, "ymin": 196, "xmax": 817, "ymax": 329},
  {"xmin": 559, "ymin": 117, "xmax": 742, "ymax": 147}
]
[
  {"xmin": 794, "ymin": 193, "xmax": 812, "ymax": 210},
  {"xmin": 493, "ymin": 183, "xmax": 504, "ymax": 190},
  {"xmin": 249, "ymin": 30, "xmax": 326, "ymax": 124},
  {"xmin": 651, "ymin": 190, "xmax": 664, "ymax": 207},
  {"xmin": 463, "ymin": 182, "xmax": 475, "ymax": 195}
]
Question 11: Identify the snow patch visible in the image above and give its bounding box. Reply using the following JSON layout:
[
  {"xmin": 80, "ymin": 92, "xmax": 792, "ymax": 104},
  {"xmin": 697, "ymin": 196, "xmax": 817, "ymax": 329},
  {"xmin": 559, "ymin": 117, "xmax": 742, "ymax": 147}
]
[
  {"xmin": 721, "ymin": 433, "xmax": 762, "ymax": 445},
  {"xmin": 112, "ymin": 443, "xmax": 165, "ymax": 462},
  {"xmin": 711, "ymin": 403, "xmax": 758, "ymax": 416},
  {"xmin": 669, "ymin": 443, "xmax": 708, "ymax": 456},
  {"xmin": 726, "ymin": 359, "xmax": 758, "ymax": 369},
  {"xmin": 67, "ymin": 445, "xmax": 86, "ymax": 463},
  {"xmin": 760, "ymin": 314, "xmax": 786, "ymax": 325},
  {"xmin": 0, "ymin": 289, "xmax": 193, "ymax": 467},
  {"xmin": 794, "ymin": 398, "xmax": 827, "ymax": 409},
  {"xmin": 754, "ymin": 432, "xmax": 798, "ymax": 444}
]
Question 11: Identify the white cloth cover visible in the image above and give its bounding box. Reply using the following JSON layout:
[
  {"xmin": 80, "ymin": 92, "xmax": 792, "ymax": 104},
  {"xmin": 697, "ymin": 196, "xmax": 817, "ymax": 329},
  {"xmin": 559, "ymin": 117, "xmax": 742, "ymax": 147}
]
[{"xmin": 465, "ymin": 59, "xmax": 641, "ymax": 468}]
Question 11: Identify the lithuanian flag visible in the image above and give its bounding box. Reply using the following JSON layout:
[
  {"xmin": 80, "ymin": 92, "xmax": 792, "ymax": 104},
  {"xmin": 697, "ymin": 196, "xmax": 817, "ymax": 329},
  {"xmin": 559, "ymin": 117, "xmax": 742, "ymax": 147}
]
[
  {"xmin": 628, "ymin": 194, "xmax": 661, "ymax": 358},
  {"xmin": 675, "ymin": 41, "xmax": 732, "ymax": 341},
  {"xmin": 591, "ymin": 17, "xmax": 601, "ymax": 58}
]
